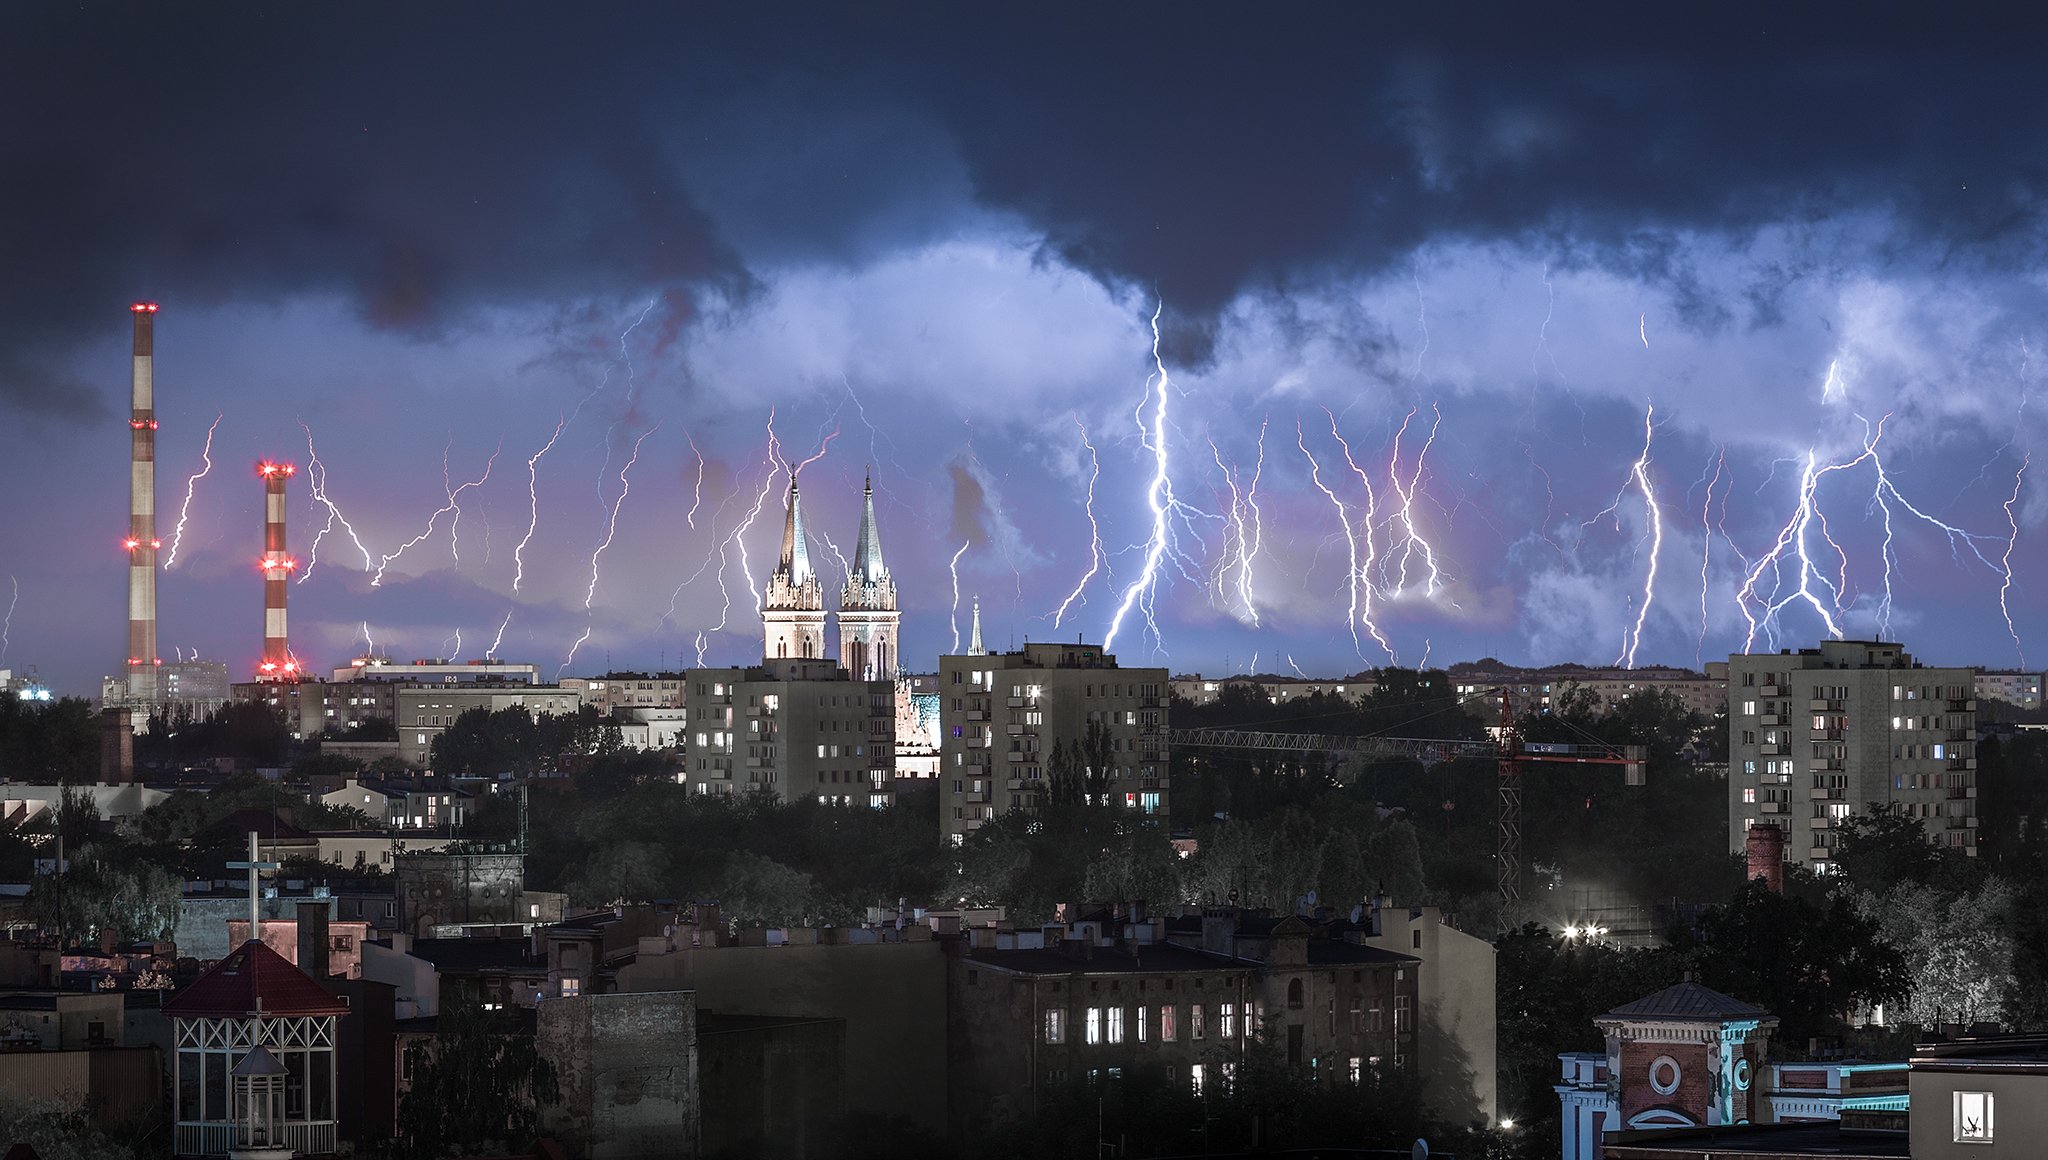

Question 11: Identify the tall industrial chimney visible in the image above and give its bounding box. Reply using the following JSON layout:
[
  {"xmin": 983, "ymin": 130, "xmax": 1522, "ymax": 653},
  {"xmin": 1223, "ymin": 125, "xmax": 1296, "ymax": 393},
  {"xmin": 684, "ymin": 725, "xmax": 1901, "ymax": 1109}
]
[
  {"xmin": 256, "ymin": 461, "xmax": 299, "ymax": 681},
  {"xmin": 126, "ymin": 303, "xmax": 161, "ymax": 706}
]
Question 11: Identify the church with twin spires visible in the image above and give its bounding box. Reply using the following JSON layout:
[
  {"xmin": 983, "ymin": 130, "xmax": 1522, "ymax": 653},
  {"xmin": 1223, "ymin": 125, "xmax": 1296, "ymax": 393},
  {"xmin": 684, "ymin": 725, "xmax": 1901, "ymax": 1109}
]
[{"xmin": 761, "ymin": 472, "xmax": 900, "ymax": 679}]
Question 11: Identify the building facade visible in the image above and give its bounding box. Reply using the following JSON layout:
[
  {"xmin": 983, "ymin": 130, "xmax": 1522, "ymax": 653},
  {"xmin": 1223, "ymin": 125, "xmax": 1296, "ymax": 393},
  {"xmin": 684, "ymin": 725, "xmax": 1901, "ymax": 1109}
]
[
  {"xmin": 1727, "ymin": 640, "xmax": 1976, "ymax": 871},
  {"xmin": 949, "ymin": 905, "xmax": 1418, "ymax": 1137},
  {"xmin": 1973, "ymin": 669, "xmax": 2042, "ymax": 711},
  {"xmin": 938, "ymin": 641, "xmax": 1169, "ymax": 845},
  {"xmin": 684, "ymin": 659, "xmax": 895, "ymax": 807}
]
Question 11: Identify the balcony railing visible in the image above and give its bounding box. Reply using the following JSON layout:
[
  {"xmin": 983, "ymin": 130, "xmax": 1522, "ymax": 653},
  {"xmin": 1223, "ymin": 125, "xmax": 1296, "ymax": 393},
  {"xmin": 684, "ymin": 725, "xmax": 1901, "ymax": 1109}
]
[{"xmin": 177, "ymin": 1120, "xmax": 337, "ymax": 1157}]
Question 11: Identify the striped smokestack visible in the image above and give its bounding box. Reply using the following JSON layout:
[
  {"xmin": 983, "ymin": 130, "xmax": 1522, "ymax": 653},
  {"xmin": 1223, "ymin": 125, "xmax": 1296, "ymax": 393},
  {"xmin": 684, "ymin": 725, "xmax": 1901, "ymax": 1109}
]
[
  {"xmin": 257, "ymin": 460, "xmax": 298, "ymax": 681},
  {"xmin": 126, "ymin": 303, "xmax": 160, "ymax": 705}
]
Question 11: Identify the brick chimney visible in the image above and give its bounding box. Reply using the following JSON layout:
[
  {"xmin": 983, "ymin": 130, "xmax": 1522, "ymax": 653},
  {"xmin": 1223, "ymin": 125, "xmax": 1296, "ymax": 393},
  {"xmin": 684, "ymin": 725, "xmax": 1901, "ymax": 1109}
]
[
  {"xmin": 297, "ymin": 900, "xmax": 331, "ymax": 978},
  {"xmin": 1745, "ymin": 823, "xmax": 1785, "ymax": 893}
]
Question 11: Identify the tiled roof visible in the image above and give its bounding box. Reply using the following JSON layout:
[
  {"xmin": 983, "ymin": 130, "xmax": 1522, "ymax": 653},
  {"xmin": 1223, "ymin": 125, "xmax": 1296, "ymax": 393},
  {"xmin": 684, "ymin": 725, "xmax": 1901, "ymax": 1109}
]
[
  {"xmin": 165, "ymin": 940, "xmax": 348, "ymax": 1019},
  {"xmin": 1602, "ymin": 981, "xmax": 1766, "ymax": 1022}
]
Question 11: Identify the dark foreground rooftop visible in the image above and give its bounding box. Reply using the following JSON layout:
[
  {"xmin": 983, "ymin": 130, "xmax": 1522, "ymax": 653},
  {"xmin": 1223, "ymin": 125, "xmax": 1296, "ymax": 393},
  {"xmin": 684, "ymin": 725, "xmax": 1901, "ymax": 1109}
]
[{"xmin": 1602, "ymin": 1121, "xmax": 1909, "ymax": 1158}]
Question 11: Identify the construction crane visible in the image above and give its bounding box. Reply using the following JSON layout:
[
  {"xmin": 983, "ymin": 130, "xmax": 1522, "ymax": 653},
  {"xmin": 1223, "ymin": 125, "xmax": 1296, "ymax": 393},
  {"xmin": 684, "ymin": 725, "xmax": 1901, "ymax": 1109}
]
[{"xmin": 1170, "ymin": 688, "xmax": 1645, "ymax": 917}]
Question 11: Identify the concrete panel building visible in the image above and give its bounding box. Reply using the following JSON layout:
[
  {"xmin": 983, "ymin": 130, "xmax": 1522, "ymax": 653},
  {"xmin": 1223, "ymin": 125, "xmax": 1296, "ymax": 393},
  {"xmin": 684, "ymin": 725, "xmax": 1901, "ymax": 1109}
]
[
  {"xmin": 682, "ymin": 658, "xmax": 894, "ymax": 807},
  {"xmin": 1728, "ymin": 640, "xmax": 1976, "ymax": 871},
  {"xmin": 939, "ymin": 641, "xmax": 1169, "ymax": 845}
]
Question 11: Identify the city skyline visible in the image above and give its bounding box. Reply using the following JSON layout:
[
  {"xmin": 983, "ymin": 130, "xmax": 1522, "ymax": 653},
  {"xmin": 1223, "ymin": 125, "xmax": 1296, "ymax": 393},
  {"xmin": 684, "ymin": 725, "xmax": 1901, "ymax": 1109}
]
[{"xmin": 5, "ymin": 6, "xmax": 2048, "ymax": 695}]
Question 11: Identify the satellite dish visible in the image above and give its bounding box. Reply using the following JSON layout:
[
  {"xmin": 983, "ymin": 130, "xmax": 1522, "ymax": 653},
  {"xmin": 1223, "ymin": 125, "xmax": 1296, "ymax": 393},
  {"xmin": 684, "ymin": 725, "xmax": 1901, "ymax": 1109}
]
[{"xmin": 1412, "ymin": 1141, "xmax": 1429, "ymax": 1160}]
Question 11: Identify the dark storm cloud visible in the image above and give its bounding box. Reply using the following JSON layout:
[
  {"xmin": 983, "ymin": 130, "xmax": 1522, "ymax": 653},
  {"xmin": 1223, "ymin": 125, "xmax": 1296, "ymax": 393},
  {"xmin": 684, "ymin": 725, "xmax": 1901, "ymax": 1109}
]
[{"xmin": 6, "ymin": 4, "xmax": 2046, "ymax": 401}]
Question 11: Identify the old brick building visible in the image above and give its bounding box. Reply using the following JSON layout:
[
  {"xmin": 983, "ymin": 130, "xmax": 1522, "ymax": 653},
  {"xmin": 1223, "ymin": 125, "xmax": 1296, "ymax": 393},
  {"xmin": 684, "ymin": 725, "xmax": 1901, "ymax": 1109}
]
[{"xmin": 947, "ymin": 904, "xmax": 1418, "ymax": 1135}]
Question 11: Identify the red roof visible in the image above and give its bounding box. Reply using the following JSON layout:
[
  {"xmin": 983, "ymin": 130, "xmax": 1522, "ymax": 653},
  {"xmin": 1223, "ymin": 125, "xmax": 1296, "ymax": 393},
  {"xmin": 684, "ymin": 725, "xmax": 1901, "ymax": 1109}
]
[{"xmin": 165, "ymin": 940, "xmax": 349, "ymax": 1020}]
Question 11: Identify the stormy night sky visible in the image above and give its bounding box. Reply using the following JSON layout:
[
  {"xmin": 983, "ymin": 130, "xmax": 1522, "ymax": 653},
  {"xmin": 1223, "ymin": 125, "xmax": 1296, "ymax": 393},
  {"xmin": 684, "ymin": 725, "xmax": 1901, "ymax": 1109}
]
[{"xmin": 4, "ymin": 5, "xmax": 2047, "ymax": 695}]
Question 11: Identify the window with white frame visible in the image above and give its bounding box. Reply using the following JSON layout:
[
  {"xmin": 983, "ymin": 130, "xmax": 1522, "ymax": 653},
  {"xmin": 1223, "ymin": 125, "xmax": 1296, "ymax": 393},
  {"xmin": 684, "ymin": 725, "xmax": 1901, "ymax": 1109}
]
[
  {"xmin": 1160, "ymin": 1005, "xmax": 1177, "ymax": 1042},
  {"xmin": 1219, "ymin": 1002, "xmax": 1237, "ymax": 1038},
  {"xmin": 1136, "ymin": 1006, "xmax": 1148, "ymax": 1043},
  {"xmin": 1106, "ymin": 1007, "xmax": 1125, "ymax": 1044},
  {"xmin": 1954, "ymin": 1090, "xmax": 1994, "ymax": 1142},
  {"xmin": 1085, "ymin": 1007, "xmax": 1102, "ymax": 1045},
  {"xmin": 1046, "ymin": 1009, "xmax": 1066, "ymax": 1044}
]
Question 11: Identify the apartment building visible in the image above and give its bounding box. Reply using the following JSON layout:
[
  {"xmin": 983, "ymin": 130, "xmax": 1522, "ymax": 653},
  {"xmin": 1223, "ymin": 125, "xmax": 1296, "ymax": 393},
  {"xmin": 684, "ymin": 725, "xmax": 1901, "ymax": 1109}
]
[
  {"xmin": 938, "ymin": 641, "xmax": 1169, "ymax": 845},
  {"xmin": 948, "ymin": 904, "xmax": 1418, "ymax": 1135},
  {"xmin": 1973, "ymin": 669, "xmax": 2043, "ymax": 711},
  {"xmin": 1728, "ymin": 640, "xmax": 1975, "ymax": 871},
  {"xmin": 682, "ymin": 658, "xmax": 895, "ymax": 807}
]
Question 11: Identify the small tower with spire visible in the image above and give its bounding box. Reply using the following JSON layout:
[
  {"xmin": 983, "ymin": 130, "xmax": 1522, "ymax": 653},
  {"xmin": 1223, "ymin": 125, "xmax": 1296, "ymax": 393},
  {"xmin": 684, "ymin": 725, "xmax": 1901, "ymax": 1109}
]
[
  {"xmin": 763, "ymin": 474, "xmax": 827, "ymax": 660},
  {"xmin": 838, "ymin": 472, "xmax": 900, "ymax": 679},
  {"xmin": 967, "ymin": 596, "xmax": 986, "ymax": 657}
]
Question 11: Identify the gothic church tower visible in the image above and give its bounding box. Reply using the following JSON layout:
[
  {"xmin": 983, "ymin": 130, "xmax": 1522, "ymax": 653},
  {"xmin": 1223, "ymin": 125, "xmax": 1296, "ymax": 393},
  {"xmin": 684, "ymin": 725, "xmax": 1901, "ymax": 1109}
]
[
  {"xmin": 838, "ymin": 474, "xmax": 900, "ymax": 679},
  {"xmin": 763, "ymin": 475, "xmax": 827, "ymax": 660}
]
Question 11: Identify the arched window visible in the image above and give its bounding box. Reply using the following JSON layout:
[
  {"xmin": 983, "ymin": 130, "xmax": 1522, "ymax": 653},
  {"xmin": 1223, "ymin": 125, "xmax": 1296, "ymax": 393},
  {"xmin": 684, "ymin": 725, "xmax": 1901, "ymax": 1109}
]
[{"xmin": 1287, "ymin": 978, "xmax": 1304, "ymax": 1009}]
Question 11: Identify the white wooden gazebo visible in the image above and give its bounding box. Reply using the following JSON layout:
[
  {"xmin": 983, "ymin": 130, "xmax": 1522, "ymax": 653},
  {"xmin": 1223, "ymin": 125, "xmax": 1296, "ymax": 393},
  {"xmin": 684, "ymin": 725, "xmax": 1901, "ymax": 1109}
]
[{"xmin": 166, "ymin": 938, "xmax": 347, "ymax": 1157}]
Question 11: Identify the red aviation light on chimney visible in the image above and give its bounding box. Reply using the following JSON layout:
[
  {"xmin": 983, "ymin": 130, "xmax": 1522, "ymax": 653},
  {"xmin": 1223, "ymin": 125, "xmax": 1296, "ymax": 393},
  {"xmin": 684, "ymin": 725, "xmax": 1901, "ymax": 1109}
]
[
  {"xmin": 124, "ymin": 538, "xmax": 140, "ymax": 550},
  {"xmin": 130, "ymin": 303, "xmax": 157, "ymax": 314}
]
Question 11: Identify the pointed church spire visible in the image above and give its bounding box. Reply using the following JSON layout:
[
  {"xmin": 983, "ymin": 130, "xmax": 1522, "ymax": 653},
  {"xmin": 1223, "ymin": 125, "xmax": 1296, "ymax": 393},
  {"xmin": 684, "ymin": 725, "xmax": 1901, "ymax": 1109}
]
[
  {"xmin": 777, "ymin": 473, "xmax": 813, "ymax": 586},
  {"xmin": 851, "ymin": 470, "xmax": 887, "ymax": 583},
  {"xmin": 967, "ymin": 595, "xmax": 985, "ymax": 656}
]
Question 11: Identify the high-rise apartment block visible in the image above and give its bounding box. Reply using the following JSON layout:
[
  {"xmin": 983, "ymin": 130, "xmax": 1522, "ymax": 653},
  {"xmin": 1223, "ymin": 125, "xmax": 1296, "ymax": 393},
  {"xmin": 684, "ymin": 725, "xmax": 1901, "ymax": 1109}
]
[
  {"xmin": 1727, "ymin": 640, "xmax": 1976, "ymax": 871},
  {"xmin": 684, "ymin": 658, "xmax": 894, "ymax": 807},
  {"xmin": 938, "ymin": 641, "xmax": 1168, "ymax": 845}
]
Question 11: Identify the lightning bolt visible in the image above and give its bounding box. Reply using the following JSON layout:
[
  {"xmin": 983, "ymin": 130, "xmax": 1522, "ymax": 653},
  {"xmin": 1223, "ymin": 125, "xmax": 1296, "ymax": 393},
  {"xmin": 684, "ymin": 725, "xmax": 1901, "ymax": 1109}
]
[
  {"xmin": 949, "ymin": 541, "xmax": 971, "ymax": 653},
  {"xmin": 513, "ymin": 416, "xmax": 566, "ymax": 594},
  {"xmin": 1051, "ymin": 416, "xmax": 1104, "ymax": 629},
  {"xmin": 1287, "ymin": 655, "xmax": 1308, "ymax": 679},
  {"xmin": 686, "ymin": 414, "xmax": 786, "ymax": 666},
  {"xmin": 584, "ymin": 426, "xmax": 657, "ymax": 610},
  {"xmin": 1, "ymin": 576, "xmax": 15, "ymax": 667},
  {"xmin": 563, "ymin": 424, "xmax": 657, "ymax": 678},
  {"xmin": 1999, "ymin": 454, "xmax": 2028, "ymax": 666},
  {"xmin": 1103, "ymin": 303, "xmax": 1208, "ymax": 653},
  {"xmin": 487, "ymin": 609, "xmax": 514, "ymax": 660},
  {"xmin": 1207, "ymin": 419, "xmax": 1266, "ymax": 627},
  {"xmin": 1821, "ymin": 358, "xmax": 1847, "ymax": 405},
  {"xmin": 1695, "ymin": 448, "xmax": 1727, "ymax": 669},
  {"xmin": 1383, "ymin": 405, "xmax": 1447, "ymax": 600},
  {"xmin": 445, "ymin": 627, "xmax": 463, "ymax": 662},
  {"xmin": 1615, "ymin": 404, "xmax": 1665, "ymax": 669},
  {"xmin": 1299, "ymin": 423, "xmax": 1365, "ymax": 660},
  {"xmin": 359, "ymin": 621, "xmax": 376, "ymax": 657},
  {"xmin": 1324, "ymin": 412, "xmax": 1395, "ymax": 660},
  {"xmin": 686, "ymin": 435, "xmax": 706, "ymax": 529},
  {"xmin": 371, "ymin": 441, "xmax": 500, "ymax": 586},
  {"xmin": 164, "ymin": 412, "xmax": 221, "ymax": 569},
  {"xmin": 298, "ymin": 423, "xmax": 375, "ymax": 583}
]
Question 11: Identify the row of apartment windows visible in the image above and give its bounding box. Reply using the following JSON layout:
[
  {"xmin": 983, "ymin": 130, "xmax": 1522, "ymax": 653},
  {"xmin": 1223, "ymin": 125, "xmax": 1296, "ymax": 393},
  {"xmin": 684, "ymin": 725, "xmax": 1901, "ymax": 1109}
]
[
  {"xmin": 1045, "ymin": 996, "xmax": 1408, "ymax": 1046},
  {"xmin": 1052, "ymin": 1056, "xmax": 1399, "ymax": 1096}
]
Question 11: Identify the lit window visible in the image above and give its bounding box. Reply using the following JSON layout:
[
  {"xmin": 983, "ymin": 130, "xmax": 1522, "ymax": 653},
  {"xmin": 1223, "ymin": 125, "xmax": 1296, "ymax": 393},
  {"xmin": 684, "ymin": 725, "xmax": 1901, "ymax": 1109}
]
[
  {"xmin": 1106, "ymin": 1007, "xmax": 1125, "ymax": 1044},
  {"xmin": 560, "ymin": 977, "xmax": 580, "ymax": 997},
  {"xmin": 1219, "ymin": 1003, "xmax": 1237, "ymax": 1039},
  {"xmin": 1955, "ymin": 1090, "xmax": 1993, "ymax": 1142},
  {"xmin": 1160, "ymin": 1005, "xmax": 1177, "ymax": 1042},
  {"xmin": 1189, "ymin": 1063, "xmax": 1206, "ymax": 1095},
  {"xmin": 1348, "ymin": 1056, "xmax": 1363, "ymax": 1084},
  {"xmin": 1045, "ymin": 1009, "xmax": 1066, "ymax": 1044},
  {"xmin": 1086, "ymin": 1007, "xmax": 1102, "ymax": 1045},
  {"xmin": 1136, "ymin": 1006, "xmax": 1148, "ymax": 1043},
  {"xmin": 1191, "ymin": 1004, "xmax": 1206, "ymax": 1040}
]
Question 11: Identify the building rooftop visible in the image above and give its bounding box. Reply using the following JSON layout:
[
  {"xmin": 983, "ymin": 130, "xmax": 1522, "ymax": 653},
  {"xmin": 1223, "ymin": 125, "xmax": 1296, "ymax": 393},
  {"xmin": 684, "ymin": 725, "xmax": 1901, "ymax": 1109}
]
[
  {"xmin": 403, "ymin": 937, "xmax": 541, "ymax": 974},
  {"xmin": 164, "ymin": 940, "xmax": 349, "ymax": 1020},
  {"xmin": 1601, "ymin": 981, "xmax": 1768, "ymax": 1022}
]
